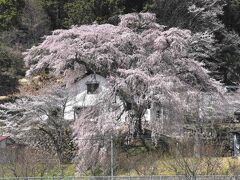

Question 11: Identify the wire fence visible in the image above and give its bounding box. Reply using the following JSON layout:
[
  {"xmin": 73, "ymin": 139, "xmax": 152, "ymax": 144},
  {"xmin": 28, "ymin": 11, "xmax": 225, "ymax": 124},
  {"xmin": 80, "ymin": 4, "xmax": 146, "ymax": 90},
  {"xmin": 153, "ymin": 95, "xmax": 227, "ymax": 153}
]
[{"xmin": 0, "ymin": 176, "xmax": 240, "ymax": 180}]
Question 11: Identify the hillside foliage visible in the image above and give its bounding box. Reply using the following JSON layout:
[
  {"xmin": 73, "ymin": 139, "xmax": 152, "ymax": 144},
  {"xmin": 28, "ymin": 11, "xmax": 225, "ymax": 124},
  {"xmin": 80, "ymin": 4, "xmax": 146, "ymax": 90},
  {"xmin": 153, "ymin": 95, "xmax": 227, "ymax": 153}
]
[{"xmin": 1, "ymin": 0, "xmax": 240, "ymax": 96}]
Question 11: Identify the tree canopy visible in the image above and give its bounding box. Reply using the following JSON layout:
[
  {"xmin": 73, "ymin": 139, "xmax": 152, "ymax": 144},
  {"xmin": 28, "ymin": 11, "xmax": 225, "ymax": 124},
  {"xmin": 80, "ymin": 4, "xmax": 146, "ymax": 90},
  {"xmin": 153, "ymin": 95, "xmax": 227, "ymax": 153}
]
[{"xmin": 0, "ymin": 0, "xmax": 25, "ymax": 31}]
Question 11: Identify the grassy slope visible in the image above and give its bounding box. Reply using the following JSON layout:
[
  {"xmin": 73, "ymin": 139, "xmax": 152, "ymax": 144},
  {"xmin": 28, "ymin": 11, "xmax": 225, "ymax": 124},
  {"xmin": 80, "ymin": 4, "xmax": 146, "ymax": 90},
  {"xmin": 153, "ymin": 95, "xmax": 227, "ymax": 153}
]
[{"xmin": 2, "ymin": 157, "xmax": 240, "ymax": 177}]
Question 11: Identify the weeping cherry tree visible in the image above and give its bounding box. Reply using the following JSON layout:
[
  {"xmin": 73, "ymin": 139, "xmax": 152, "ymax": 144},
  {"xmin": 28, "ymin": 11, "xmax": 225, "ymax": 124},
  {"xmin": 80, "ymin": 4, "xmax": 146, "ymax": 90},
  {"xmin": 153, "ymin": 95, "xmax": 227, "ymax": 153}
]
[{"xmin": 20, "ymin": 13, "xmax": 229, "ymax": 173}]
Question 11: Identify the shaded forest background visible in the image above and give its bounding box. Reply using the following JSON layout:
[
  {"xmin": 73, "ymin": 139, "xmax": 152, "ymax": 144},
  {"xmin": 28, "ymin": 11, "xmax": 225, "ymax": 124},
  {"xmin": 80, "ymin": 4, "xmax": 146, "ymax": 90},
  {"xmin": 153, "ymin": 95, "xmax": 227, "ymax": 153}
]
[{"xmin": 1, "ymin": 0, "xmax": 240, "ymax": 96}]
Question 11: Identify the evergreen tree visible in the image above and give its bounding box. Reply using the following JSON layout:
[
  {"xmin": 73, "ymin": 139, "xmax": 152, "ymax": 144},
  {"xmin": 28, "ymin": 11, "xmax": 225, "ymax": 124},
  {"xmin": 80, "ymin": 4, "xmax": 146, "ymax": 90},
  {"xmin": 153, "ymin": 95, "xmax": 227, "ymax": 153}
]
[
  {"xmin": 0, "ymin": 0, "xmax": 25, "ymax": 31},
  {"xmin": 222, "ymin": 0, "xmax": 240, "ymax": 34},
  {"xmin": 0, "ymin": 44, "xmax": 24, "ymax": 96},
  {"xmin": 40, "ymin": 0, "xmax": 68, "ymax": 29}
]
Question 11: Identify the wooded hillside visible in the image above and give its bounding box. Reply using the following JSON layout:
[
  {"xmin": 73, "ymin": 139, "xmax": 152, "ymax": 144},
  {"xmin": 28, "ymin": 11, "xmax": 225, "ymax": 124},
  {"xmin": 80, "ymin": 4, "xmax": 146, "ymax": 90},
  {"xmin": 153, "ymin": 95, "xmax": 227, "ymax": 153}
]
[{"xmin": 1, "ymin": 0, "xmax": 240, "ymax": 96}]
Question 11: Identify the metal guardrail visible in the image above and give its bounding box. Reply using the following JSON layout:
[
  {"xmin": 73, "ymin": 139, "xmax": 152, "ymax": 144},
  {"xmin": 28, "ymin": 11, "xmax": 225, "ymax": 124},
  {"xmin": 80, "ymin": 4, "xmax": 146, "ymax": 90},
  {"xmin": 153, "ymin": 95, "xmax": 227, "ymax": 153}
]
[{"xmin": 0, "ymin": 176, "xmax": 240, "ymax": 180}]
